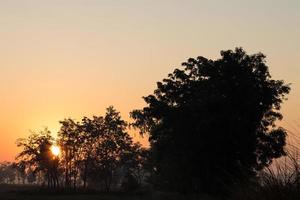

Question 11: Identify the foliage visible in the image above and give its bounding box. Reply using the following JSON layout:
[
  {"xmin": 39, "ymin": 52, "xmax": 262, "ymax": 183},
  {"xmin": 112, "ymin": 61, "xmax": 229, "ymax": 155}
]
[
  {"xmin": 56, "ymin": 106, "xmax": 149, "ymax": 191},
  {"xmin": 16, "ymin": 128, "xmax": 59, "ymax": 188},
  {"xmin": 131, "ymin": 48, "xmax": 290, "ymax": 193},
  {"xmin": 86, "ymin": 106, "xmax": 133, "ymax": 191},
  {"xmin": 0, "ymin": 162, "xmax": 16, "ymax": 184},
  {"xmin": 230, "ymin": 151, "xmax": 300, "ymax": 200},
  {"xmin": 58, "ymin": 118, "xmax": 82, "ymax": 189}
]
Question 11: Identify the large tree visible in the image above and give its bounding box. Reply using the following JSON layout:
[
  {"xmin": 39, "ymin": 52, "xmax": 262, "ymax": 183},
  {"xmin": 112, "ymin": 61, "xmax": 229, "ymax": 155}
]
[{"xmin": 131, "ymin": 48, "xmax": 290, "ymax": 193}]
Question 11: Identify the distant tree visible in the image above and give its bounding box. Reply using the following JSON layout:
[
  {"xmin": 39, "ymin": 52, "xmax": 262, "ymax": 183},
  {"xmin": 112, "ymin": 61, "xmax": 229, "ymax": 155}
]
[
  {"xmin": 0, "ymin": 163, "xmax": 7, "ymax": 183},
  {"xmin": 5, "ymin": 163, "xmax": 16, "ymax": 184},
  {"xmin": 89, "ymin": 107, "xmax": 133, "ymax": 191},
  {"xmin": 131, "ymin": 48, "xmax": 290, "ymax": 193},
  {"xmin": 122, "ymin": 143, "xmax": 149, "ymax": 188},
  {"xmin": 79, "ymin": 115, "xmax": 105, "ymax": 189},
  {"xmin": 27, "ymin": 168, "xmax": 37, "ymax": 184},
  {"xmin": 14, "ymin": 161, "xmax": 27, "ymax": 184},
  {"xmin": 0, "ymin": 162, "xmax": 16, "ymax": 184},
  {"xmin": 16, "ymin": 128, "xmax": 59, "ymax": 188},
  {"xmin": 58, "ymin": 119, "xmax": 82, "ymax": 189},
  {"xmin": 56, "ymin": 106, "xmax": 139, "ymax": 191},
  {"xmin": 0, "ymin": 164, "xmax": 5, "ymax": 183}
]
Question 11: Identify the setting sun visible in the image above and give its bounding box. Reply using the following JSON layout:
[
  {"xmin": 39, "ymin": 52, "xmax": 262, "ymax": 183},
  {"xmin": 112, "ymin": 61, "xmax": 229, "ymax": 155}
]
[{"xmin": 50, "ymin": 145, "xmax": 60, "ymax": 157}]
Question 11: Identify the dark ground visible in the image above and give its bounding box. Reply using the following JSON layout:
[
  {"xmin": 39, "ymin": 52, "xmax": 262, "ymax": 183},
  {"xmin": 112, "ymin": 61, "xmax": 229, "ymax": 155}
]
[{"xmin": 0, "ymin": 184, "xmax": 216, "ymax": 200}]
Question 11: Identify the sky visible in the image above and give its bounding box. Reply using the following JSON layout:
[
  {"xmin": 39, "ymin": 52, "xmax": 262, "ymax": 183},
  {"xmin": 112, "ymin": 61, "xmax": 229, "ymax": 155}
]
[{"xmin": 0, "ymin": 0, "xmax": 299, "ymax": 161}]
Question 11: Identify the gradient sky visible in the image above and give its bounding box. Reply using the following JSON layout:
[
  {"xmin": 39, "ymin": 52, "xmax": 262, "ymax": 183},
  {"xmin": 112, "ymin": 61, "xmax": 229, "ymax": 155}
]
[{"xmin": 0, "ymin": 0, "xmax": 299, "ymax": 161}]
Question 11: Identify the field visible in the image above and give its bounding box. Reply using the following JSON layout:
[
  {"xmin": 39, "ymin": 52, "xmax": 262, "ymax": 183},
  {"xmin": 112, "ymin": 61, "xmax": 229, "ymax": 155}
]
[
  {"xmin": 0, "ymin": 185, "xmax": 136, "ymax": 200},
  {"xmin": 0, "ymin": 184, "xmax": 215, "ymax": 200}
]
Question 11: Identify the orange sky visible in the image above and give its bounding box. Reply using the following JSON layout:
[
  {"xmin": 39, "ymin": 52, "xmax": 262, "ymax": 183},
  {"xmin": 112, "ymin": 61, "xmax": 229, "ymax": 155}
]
[{"xmin": 0, "ymin": 0, "xmax": 299, "ymax": 161}]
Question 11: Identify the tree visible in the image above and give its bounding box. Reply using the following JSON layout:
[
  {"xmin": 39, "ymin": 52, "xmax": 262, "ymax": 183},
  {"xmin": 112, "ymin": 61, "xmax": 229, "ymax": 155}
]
[
  {"xmin": 0, "ymin": 162, "xmax": 16, "ymax": 184},
  {"xmin": 27, "ymin": 168, "xmax": 37, "ymax": 184},
  {"xmin": 16, "ymin": 128, "xmax": 59, "ymax": 188},
  {"xmin": 131, "ymin": 48, "xmax": 290, "ymax": 193},
  {"xmin": 121, "ymin": 142, "xmax": 149, "ymax": 189},
  {"xmin": 88, "ymin": 106, "xmax": 133, "ymax": 192},
  {"xmin": 79, "ymin": 115, "xmax": 105, "ymax": 189},
  {"xmin": 56, "ymin": 106, "xmax": 139, "ymax": 191},
  {"xmin": 14, "ymin": 161, "xmax": 27, "ymax": 184},
  {"xmin": 58, "ymin": 118, "xmax": 82, "ymax": 189}
]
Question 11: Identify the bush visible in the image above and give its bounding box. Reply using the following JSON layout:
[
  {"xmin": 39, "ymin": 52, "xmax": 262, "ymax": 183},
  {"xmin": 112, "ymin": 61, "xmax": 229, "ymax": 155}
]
[{"xmin": 230, "ymin": 152, "xmax": 300, "ymax": 200}]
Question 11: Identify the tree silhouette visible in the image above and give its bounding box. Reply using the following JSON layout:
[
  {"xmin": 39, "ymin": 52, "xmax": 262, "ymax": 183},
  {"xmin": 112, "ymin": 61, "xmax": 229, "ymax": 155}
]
[
  {"xmin": 131, "ymin": 48, "xmax": 291, "ymax": 193},
  {"xmin": 14, "ymin": 161, "xmax": 27, "ymax": 184},
  {"xmin": 79, "ymin": 115, "xmax": 105, "ymax": 189},
  {"xmin": 16, "ymin": 128, "xmax": 59, "ymax": 188},
  {"xmin": 55, "ymin": 106, "xmax": 144, "ymax": 191},
  {"xmin": 121, "ymin": 142, "xmax": 149, "ymax": 190},
  {"xmin": 0, "ymin": 162, "xmax": 16, "ymax": 184},
  {"xmin": 58, "ymin": 118, "xmax": 81, "ymax": 189},
  {"xmin": 87, "ymin": 106, "xmax": 134, "ymax": 192}
]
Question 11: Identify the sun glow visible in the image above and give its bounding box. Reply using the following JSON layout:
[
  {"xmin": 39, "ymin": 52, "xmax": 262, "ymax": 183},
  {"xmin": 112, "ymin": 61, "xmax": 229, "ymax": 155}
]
[{"xmin": 50, "ymin": 145, "xmax": 60, "ymax": 156}]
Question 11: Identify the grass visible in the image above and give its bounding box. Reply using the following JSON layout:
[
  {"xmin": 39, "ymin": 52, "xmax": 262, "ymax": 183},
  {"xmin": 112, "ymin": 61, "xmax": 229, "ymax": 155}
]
[
  {"xmin": 0, "ymin": 184, "xmax": 217, "ymax": 200},
  {"xmin": 0, "ymin": 185, "xmax": 138, "ymax": 200}
]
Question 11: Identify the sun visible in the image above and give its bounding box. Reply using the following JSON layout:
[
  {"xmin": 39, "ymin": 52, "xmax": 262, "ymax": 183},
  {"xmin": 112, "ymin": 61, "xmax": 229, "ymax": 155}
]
[{"xmin": 50, "ymin": 145, "xmax": 60, "ymax": 156}]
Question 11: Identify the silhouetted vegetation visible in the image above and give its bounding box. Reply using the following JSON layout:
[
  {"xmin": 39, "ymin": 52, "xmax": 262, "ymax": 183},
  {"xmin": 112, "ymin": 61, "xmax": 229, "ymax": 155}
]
[
  {"xmin": 4, "ymin": 48, "xmax": 298, "ymax": 200},
  {"xmin": 15, "ymin": 107, "xmax": 148, "ymax": 192},
  {"xmin": 16, "ymin": 128, "xmax": 59, "ymax": 188},
  {"xmin": 131, "ymin": 48, "xmax": 290, "ymax": 194}
]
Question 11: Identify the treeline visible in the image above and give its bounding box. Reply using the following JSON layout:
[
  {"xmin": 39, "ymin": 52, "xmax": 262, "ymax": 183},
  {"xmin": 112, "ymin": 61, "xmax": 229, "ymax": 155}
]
[
  {"xmin": 0, "ymin": 162, "xmax": 29, "ymax": 184},
  {"xmin": 15, "ymin": 106, "xmax": 148, "ymax": 191},
  {"xmin": 13, "ymin": 48, "xmax": 297, "ymax": 198}
]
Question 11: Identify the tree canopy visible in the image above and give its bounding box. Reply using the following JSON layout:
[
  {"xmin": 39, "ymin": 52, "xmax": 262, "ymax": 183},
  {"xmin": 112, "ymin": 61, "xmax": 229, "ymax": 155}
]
[
  {"xmin": 16, "ymin": 106, "xmax": 148, "ymax": 191},
  {"xmin": 16, "ymin": 128, "xmax": 59, "ymax": 188},
  {"xmin": 131, "ymin": 48, "xmax": 290, "ymax": 193}
]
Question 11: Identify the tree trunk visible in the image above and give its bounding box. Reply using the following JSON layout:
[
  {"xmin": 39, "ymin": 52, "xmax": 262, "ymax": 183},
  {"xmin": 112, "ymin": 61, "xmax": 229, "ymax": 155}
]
[{"xmin": 83, "ymin": 158, "xmax": 88, "ymax": 189}]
